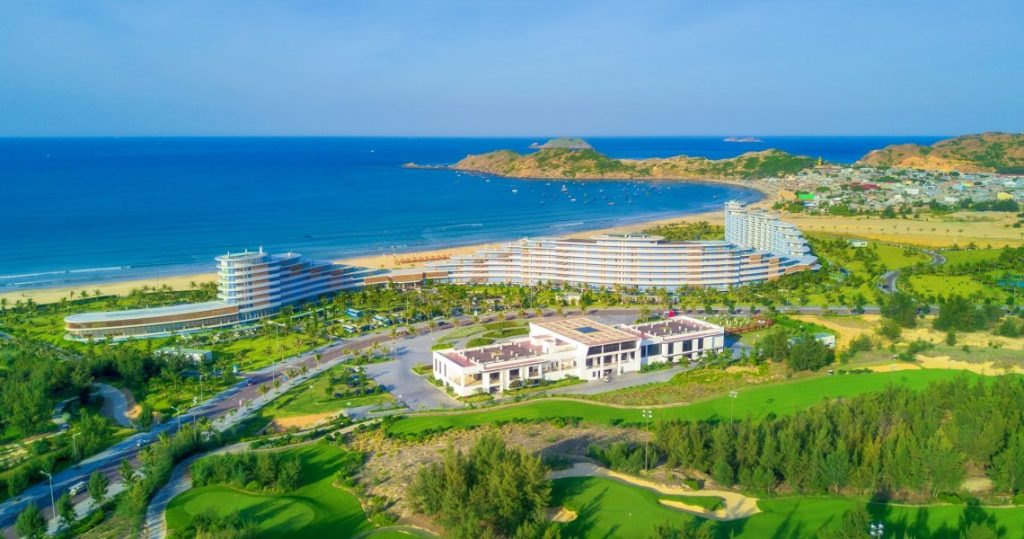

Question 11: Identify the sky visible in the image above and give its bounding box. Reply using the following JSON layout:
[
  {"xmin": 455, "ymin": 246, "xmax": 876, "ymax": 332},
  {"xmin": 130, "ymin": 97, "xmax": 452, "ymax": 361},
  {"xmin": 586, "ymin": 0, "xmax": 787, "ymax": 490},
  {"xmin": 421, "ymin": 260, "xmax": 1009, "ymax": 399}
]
[{"xmin": 0, "ymin": 0, "xmax": 1021, "ymax": 136}]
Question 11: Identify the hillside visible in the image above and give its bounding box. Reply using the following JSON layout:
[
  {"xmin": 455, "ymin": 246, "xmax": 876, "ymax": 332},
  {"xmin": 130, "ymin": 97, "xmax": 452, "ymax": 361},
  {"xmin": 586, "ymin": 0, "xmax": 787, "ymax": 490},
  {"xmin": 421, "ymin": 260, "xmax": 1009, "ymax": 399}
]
[
  {"xmin": 453, "ymin": 143, "xmax": 815, "ymax": 181},
  {"xmin": 857, "ymin": 132, "xmax": 1024, "ymax": 173}
]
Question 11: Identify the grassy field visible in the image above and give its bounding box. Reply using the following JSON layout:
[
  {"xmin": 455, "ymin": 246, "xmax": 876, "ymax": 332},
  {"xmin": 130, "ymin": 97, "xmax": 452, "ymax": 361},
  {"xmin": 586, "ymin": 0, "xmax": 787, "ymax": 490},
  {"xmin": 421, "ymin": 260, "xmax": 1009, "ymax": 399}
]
[
  {"xmin": 387, "ymin": 369, "xmax": 979, "ymax": 435},
  {"xmin": 214, "ymin": 332, "xmax": 329, "ymax": 372},
  {"xmin": 552, "ymin": 476, "xmax": 1024, "ymax": 538},
  {"xmin": 259, "ymin": 363, "xmax": 392, "ymax": 420},
  {"xmin": 165, "ymin": 444, "xmax": 375, "ymax": 538},
  {"xmin": 942, "ymin": 248, "xmax": 1007, "ymax": 266},
  {"xmin": 906, "ymin": 275, "xmax": 1006, "ymax": 302},
  {"xmin": 784, "ymin": 212, "xmax": 1024, "ymax": 248}
]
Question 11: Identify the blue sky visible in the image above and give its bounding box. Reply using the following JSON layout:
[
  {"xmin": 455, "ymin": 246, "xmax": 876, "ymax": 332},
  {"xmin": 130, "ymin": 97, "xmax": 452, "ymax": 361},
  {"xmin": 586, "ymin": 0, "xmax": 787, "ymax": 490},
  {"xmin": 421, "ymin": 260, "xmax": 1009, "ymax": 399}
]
[{"xmin": 1, "ymin": 0, "xmax": 1021, "ymax": 136}]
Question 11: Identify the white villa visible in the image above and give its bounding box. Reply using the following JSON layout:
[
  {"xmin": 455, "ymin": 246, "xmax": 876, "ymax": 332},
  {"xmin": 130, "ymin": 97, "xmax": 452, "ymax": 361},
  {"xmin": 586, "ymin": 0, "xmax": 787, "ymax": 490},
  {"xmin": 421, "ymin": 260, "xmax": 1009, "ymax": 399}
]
[{"xmin": 432, "ymin": 315, "xmax": 724, "ymax": 397}]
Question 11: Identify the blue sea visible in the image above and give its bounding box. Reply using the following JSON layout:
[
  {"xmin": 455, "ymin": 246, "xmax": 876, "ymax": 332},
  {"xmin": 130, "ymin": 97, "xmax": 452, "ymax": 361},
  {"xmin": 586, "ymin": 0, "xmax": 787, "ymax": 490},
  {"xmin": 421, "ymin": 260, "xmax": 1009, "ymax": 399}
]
[{"xmin": 2, "ymin": 136, "xmax": 944, "ymax": 291}]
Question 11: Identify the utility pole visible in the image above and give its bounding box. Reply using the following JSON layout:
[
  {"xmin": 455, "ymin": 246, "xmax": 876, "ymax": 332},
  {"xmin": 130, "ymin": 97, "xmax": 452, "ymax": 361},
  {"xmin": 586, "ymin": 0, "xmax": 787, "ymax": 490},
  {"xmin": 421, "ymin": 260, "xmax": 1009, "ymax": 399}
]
[
  {"xmin": 40, "ymin": 470, "xmax": 55, "ymax": 525},
  {"xmin": 642, "ymin": 409, "xmax": 653, "ymax": 471}
]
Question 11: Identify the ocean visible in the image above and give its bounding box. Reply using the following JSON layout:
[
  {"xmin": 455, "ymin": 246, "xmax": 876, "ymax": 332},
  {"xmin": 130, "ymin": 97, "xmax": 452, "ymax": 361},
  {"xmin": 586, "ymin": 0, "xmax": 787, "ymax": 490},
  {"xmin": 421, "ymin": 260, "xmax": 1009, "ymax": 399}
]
[{"xmin": 2, "ymin": 136, "xmax": 944, "ymax": 291}]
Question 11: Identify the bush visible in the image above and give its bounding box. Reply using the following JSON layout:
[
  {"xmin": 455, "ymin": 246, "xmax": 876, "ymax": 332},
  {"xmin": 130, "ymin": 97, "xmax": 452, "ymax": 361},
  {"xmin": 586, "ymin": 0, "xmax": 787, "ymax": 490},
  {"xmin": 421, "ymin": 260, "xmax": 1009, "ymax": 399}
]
[{"xmin": 588, "ymin": 442, "xmax": 646, "ymax": 473}]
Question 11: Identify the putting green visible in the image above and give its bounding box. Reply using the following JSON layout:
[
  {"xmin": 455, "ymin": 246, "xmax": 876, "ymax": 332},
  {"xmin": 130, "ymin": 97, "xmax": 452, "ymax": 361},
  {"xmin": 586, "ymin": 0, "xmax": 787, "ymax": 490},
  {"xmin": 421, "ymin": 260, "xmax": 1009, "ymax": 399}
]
[
  {"xmin": 388, "ymin": 369, "xmax": 985, "ymax": 435},
  {"xmin": 165, "ymin": 444, "xmax": 373, "ymax": 538}
]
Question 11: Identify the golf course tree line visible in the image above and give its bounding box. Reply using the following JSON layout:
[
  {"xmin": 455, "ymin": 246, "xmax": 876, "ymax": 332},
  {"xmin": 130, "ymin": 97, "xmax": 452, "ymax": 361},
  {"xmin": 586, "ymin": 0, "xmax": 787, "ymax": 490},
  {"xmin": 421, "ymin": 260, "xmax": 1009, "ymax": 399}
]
[
  {"xmin": 409, "ymin": 433, "xmax": 560, "ymax": 539},
  {"xmin": 902, "ymin": 245, "xmax": 1024, "ymax": 306},
  {"xmin": 190, "ymin": 451, "xmax": 303, "ymax": 493},
  {"xmin": 654, "ymin": 376, "xmax": 1024, "ymax": 500}
]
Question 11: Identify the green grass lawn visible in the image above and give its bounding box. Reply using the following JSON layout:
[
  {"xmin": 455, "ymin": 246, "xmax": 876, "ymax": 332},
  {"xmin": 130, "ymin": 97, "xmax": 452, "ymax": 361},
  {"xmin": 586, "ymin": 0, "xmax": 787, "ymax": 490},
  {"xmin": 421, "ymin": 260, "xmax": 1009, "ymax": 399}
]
[
  {"xmin": 873, "ymin": 243, "xmax": 930, "ymax": 270},
  {"xmin": 552, "ymin": 476, "xmax": 702, "ymax": 537},
  {"xmin": 166, "ymin": 444, "xmax": 375, "ymax": 538},
  {"xmin": 387, "ymin": 369, "xmax": 983, "ymax": 435},
  {"xmin": 943, "ymin": 248, "xmax": 1006, "ymax": 266},
  {"xmin": 213, "ymin": 332, "xmax": 329, "ymax": 372},
  {"xmin": 552, "ymin": 476, "xmax": 1024, "ymax": 538},
  {"xmin": 907, "ymin": 275, "xmax": 1006, "ymax": 302},
  {"xmin": 260, "ymin": 363, "xmax": 393, "ymax": 419}
]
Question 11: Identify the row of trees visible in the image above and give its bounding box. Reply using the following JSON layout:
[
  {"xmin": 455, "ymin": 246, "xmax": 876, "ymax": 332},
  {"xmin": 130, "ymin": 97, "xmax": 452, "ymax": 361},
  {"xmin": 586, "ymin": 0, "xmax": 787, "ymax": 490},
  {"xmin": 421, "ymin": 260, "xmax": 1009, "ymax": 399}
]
[
  {"xmin": 191, "ymin": 451, "xmax": 302, "ymax": 493},
  {"xmin": 655, "ymin": 376, "xmax": 1024, "ymax": 499}
]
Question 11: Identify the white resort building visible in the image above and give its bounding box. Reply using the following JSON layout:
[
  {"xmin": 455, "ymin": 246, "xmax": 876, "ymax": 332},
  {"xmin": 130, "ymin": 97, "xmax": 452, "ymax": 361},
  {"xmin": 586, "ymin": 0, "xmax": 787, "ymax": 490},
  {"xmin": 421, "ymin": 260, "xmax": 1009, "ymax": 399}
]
[
  {"xmin": 427, "ymin": 201, "xmax": 817, "ymax": 290},
  {"xmin": 64, "ymin": 248, "xmax": 377, "ymax": 341},
  {"xmin": 432, "ymin": 315, "xmax": 724, "ymax": 397}
]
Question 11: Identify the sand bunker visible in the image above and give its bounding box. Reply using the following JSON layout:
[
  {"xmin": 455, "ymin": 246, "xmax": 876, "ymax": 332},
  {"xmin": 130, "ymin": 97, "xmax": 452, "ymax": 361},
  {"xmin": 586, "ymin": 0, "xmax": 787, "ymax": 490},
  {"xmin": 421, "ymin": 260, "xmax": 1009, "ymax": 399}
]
[{"xmin": 547, "ymin": 507, "xmax": 578, "ymax": 523}]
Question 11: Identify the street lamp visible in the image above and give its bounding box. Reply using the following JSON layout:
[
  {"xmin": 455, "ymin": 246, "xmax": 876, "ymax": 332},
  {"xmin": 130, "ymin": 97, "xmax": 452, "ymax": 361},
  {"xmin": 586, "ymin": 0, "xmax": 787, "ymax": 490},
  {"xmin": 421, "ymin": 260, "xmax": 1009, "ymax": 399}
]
[
  {"xmin": 71, "ymin": 432, "xmax": 81, "ymax": 461},
  {"xmin": 869, "ymin": 522, "xmax": 884, "ymax": 538},
  {"xmin": 729, "ymin": 391, "xmax": 739, "ymax": 423},
  {"xmin": 642, "ymin": 409, "xmax": 653, "ymax": 471},
  {"xmin": 170, "ymin": 406, "xmax": 182, "ymax": 430},
  {"xmin": 40, "ymin": 470, "xmax": 55, "ymax": 524}
]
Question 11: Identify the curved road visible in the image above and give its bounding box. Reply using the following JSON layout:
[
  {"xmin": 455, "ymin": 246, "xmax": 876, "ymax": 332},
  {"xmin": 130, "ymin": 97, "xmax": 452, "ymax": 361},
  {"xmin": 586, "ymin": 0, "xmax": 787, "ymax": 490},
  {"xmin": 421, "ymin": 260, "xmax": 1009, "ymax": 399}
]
[{"xmin": 880, "ymin": 248, "xmax": 947, "ymax": 294}]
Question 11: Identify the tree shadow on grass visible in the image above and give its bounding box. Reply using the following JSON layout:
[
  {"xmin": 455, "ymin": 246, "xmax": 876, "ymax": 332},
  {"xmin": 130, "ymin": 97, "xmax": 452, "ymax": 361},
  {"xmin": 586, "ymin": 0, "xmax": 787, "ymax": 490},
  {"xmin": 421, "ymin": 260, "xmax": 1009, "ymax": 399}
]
[{"xmin": 557, "ymin": 482, "xmax": 607, "ymax": 538}]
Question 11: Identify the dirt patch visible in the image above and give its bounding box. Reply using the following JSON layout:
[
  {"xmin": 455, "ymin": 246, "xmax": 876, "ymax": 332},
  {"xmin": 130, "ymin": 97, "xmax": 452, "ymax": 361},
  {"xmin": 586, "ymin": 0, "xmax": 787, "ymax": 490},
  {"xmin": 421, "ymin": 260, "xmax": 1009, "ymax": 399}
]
[
  {"xmin": 962, "ymin": 476, "xmax": 993, "ymax": 493},
  {"xmin": 269, "ymin": 412, "xmax": 336, "ymax": 432},
  {"xmin": 353, "ymin": 422, "xmax": 645, "ymax": 519},
  {"xmin": 868, "ymin": 363, "xmax": 922, "ymax": 373},
  {"xmin": 917, "ymin": 355, "xmax": 1024, "ymax": 376},
  {"xmin": 902, "ymin": 324, "xmax": 1024, "ymax": 352},
  {"xmin": 547, "ymin": 507, "xmax": 577, "ymax": 523}
]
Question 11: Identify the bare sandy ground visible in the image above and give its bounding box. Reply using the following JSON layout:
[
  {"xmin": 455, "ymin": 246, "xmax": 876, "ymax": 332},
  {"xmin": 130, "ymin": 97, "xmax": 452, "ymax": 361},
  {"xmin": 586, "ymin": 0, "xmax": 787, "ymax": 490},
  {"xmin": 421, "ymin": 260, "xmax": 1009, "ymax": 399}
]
[
  {"xmin": 783, "ymin": 211, "xmax": 1024, "ymax": 248},
  {"xmin": 269, "ymin": 412, "xmax": 337, "ymax": 432}
]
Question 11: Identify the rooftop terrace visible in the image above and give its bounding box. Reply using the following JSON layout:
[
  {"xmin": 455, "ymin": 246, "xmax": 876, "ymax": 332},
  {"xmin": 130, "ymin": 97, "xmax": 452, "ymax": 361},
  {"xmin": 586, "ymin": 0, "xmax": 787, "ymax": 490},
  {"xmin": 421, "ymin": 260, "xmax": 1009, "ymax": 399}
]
[{"xmin": 532, "ymin": 317, "xmax": 638, "ymax": 346}]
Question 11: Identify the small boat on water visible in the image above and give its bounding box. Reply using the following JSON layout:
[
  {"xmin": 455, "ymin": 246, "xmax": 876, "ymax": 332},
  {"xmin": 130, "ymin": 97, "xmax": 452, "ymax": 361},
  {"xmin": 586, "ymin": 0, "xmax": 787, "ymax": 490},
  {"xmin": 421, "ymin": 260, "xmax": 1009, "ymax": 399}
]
[{"xmin": 512, "ymin": 189, "xmax": 518, "ymax": 194}]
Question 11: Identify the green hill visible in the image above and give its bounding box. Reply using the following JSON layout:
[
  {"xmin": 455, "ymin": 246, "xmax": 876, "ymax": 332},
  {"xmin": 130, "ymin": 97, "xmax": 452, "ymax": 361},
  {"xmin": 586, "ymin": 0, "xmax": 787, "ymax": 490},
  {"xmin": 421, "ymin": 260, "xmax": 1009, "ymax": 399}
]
[{"xmin": 857, "ymin": 132, "xmax": 1024, "ymax": 173}]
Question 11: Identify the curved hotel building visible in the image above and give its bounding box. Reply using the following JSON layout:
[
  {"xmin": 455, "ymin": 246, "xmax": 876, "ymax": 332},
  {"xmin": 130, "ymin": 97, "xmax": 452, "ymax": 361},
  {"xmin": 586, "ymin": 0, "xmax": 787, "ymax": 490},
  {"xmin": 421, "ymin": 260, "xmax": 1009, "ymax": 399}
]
[
  {"xmin": 428, "ymin": 202, "xmax": 817, "ymax": 290},
  {"xmin": 65, "ymin": 249, "xmax": 377, "ymax": 341}
]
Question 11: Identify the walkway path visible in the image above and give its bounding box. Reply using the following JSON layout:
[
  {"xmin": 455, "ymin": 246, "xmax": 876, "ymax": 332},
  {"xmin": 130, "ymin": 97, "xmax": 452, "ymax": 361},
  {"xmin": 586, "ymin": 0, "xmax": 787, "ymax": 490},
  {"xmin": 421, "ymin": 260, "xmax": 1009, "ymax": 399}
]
[{"xmin": 550, "ymin": 462, "xmax": 759, "ymax": 521}]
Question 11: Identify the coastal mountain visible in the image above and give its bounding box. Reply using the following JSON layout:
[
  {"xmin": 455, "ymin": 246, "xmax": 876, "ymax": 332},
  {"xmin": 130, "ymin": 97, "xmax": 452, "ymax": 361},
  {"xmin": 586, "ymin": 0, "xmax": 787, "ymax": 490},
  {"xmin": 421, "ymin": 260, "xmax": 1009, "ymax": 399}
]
[
  {"xmin": 453, "ymin": 140, "xmax": 815, "ymax": 181},
  {"xmin": 857, "ymin": 132, "xmax": 1024, "ymax": 173}
]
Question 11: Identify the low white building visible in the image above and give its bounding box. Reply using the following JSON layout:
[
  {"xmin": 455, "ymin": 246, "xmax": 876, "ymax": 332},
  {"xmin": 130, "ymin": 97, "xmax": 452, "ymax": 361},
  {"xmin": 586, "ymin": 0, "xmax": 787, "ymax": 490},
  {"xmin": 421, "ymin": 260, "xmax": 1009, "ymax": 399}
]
[{"xmin": 432, "ymin": 315, "xmax": 724, "ymax": 397}]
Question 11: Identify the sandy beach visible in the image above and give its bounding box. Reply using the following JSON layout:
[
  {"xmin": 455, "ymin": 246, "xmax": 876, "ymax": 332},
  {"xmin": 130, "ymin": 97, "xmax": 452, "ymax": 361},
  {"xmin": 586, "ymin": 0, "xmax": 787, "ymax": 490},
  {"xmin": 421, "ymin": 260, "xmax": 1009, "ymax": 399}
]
[{"xmin": 2, "ymin": 182, "xmax": 776, "ymax": 306}]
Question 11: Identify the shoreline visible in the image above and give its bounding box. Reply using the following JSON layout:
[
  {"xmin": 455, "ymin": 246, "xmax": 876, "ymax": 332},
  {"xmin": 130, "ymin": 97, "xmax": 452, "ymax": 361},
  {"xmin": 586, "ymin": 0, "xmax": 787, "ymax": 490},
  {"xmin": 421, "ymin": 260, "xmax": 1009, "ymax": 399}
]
[{"xmin": 2, "ymin": 189, "xmax": 775, "ymax": 306}]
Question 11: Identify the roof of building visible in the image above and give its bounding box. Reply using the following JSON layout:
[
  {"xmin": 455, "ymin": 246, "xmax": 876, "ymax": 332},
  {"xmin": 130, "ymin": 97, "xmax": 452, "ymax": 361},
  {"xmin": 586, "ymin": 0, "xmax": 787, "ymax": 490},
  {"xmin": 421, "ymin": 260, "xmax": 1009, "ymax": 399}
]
[
  {"xmin": 531, "ymin": 317, "xmax": 637, "ymax": 346},
  {"xmin": 629, "ymin": 316, "xmax": 721, "ymax": 338},
  {"xmin": 65, "ymin": 301, "xmax": 234, "ymax": 323}
]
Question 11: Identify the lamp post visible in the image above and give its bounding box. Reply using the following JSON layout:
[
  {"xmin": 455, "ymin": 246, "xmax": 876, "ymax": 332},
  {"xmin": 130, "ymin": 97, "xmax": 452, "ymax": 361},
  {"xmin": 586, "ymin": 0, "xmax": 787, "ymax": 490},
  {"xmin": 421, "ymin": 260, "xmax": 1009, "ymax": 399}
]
[
  {"xmin": 170, "ymin": 406, "xmax": 182, "ymax": 431},
  {"xmin": 40, "ymin": 470, "xmax": 55, "ymax": 525},
  {"xmin": 642, "ymin": 409, "xmax": 653, "ymax": 471},
  {"xmin": 71, "ymin": 432, "xmax": 81, "ymax": 461},
  {"xmin": 869, "ymin": 522, "xmax": 884, "ymax": 538},
  {"xmin": 729, "ymin": 390, "xmax": 739, "ymax": 423}
]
